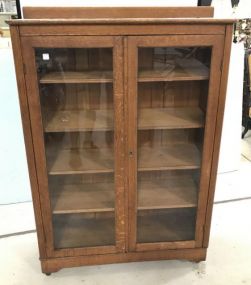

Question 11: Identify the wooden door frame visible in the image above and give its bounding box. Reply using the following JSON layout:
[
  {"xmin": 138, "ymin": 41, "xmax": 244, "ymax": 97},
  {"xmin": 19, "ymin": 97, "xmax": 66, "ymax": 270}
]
[
  {"xmin": 126, "ymin": 34, "xmax": 225, "ymax": 252},
  {"xmin": 21, "ymin": 35, "xmax": 126, "ymax": 258}
]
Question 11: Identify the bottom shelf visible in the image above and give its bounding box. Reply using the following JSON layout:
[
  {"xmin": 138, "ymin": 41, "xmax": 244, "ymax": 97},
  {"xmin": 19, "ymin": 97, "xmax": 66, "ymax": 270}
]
[
  {"xmin": 137, "ymin": 208, "xmax": 196, "ymax": 243},
  {"xmin": 53, "ymin": 213, "xmax": 115, "ymax": 249}
]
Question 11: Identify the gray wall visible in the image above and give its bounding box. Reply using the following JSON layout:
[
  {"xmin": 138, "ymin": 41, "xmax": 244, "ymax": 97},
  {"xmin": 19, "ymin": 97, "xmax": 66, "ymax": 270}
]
[{"xmin": 0, "ymin": 41, "xmax": 31, "ymax": 204}]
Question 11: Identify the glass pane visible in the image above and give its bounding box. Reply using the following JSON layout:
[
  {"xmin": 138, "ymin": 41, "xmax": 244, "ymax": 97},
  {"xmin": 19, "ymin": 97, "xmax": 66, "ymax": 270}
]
[
  {"xmin": 35, "ymin": 48, "xmax": 115, "ymax": 249},
  {"xmin": 137, "ymin": 47, "xmax": 211, "ymax": 243}
]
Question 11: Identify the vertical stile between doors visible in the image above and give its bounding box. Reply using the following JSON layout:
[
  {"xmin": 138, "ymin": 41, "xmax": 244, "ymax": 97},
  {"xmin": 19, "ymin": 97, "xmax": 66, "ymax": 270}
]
[
  {"xmin": 113, "ymin": 36, "xmax": 126, "ymax": 252},
  {"xmin": 127, "ymin": 37, "xmax": 138, "ymax": 251}
]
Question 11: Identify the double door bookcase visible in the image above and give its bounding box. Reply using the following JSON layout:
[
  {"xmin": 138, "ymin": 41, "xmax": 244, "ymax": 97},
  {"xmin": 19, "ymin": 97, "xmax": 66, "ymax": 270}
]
[{"xmin": 9, "ymin": 10, "xmax": 233, "ymax": 274}]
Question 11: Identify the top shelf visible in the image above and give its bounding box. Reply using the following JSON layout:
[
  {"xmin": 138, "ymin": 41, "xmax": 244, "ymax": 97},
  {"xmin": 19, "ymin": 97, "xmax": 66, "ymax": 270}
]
[
  {"xmin": 39, "ymin": 71, "xmax": 113, "ymax": 84},
  {"xmin": 138, "ymin": 58, "xmax": 209, "ymax": 82},
  {"xmin": 39, "ymin": 59, "xmax": 209, "ymax": 84},
  {"xmin": 138, "ymin": 67, "xmax": 208, "ymax": 82}
]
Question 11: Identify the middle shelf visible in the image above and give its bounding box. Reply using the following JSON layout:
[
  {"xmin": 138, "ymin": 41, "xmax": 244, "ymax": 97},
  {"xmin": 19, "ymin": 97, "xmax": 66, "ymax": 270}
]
[
  {"xmin": 43, "ymin": 107, "xmax": 205, "ymax": 132},
  {"xmin": 47, "ymin": 147, "xmax": 114, "ymax": 175},
  {"xmin": 50, "ymin": 175, "xmax": 198, "ymax": 214},
  {"xmin": 47, "ymin": 143, "xmax": 200, "ymax": 175}
]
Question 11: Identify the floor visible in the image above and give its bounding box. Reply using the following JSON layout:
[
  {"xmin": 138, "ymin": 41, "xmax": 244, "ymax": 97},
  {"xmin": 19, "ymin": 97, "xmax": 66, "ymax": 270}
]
[{"xmin": 0, "ymin": 131, "xmax": 251, "ymax": 284}]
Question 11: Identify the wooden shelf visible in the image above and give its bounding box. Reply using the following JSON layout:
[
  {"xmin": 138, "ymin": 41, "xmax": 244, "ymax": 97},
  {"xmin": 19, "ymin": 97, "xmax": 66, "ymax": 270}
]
[
  {"xmin": 44, "ymin": 109, "xmax": 113, "ymax": 132},
  {"xmin": 138, "ymin": 144, "xmax": 201, "ymax": 171},
  {"xmin": 139, "ymin": 107, "xmax": 204, "ymax": 130},
  {"xmin": 40, "ymin": 71, "xmax": 113, "ymax": 84},
  {"xmin": 50, "ymin": 175, "xmax": 197, "ymax": 214},
  {"xmin": 137, "ymin": 208, "xmax": 196, "ymax": 243},
  {"xmin": 138, "ymin": 176, "xmax": 198, "ymax": 210},
  {"xmin": 40, "ymin": 59, "xmax": 208, "ymax": 84},
  {"xmin": 53, "ymin": 214, "xmax": 115, "ymax": 248},
  {"xmin": 43, "ymin": 107, "xmax": 204, "ymax": 132},
  {"xmin": 47, "ymin": 143, "xmax": 200, "ymax": 175},
  {"xmin": 51, "ymin": 182, "xmax": 114, "ymax": 214},
  {"xmin": 47, "ymin": 148, "xmax": 114, "ymax": 175},
  {"xmin": 138, "ymin": 58, "xmax": 209, "ymax": 82}
]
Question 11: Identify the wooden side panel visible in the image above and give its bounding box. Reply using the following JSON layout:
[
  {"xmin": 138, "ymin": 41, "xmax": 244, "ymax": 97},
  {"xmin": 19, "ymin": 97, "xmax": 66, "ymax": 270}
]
[
  {"xmin": 203, "ymin": 25, "xmax": 233, "ymax": 248},
  {"xmin": 21, "ymin": 38, "xmax": 55, "ymax": 256},
  {"xmin": 194, "ymin": 35, "xmax": 225, "ymax": 247},
  {"xmin": 23, "ymin": 7, "xmax": 214, "ymax": 19},
  {"xmin": 9, "ymin": 26, "xmax": 47, "ymax": 259}
]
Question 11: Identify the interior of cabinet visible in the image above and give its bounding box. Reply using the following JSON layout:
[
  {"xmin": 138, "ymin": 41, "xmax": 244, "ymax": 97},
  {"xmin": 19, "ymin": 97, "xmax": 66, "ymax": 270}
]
[
  {"xmin": 53, "ymin": 212, "xmax": 115, "ymax": 248},
  {"xmin": 136, "ymin": 47, "xmax": 210, "ymax": 243},
  {"xmin": 137, "ymin": 208, "xmax": 196, "ymax": 243},
  {"xmin": 36, "ymin": 47, "xmax": 117, "ymax": 249},
  {"xmin": 34, "ymin": 44, "xmax": 211, "ymax": 249},
  {"xmin": 49, "ymin": 173, "xmax": 114, "ymax": 214}
]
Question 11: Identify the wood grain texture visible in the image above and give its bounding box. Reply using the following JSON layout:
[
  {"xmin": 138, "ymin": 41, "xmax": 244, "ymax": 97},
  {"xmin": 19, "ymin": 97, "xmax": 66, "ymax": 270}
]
[
  {"xmin": 111, "ymin": 36, "xmax": 126, "ymax": 253},
  {"xmin": 193, "ymin": 34, "xmax": 226, "ymax": 247},
  {"xmin": 21, "ymin": 38, "xmax": 56, "ymax": 256},
  {"xmin": 40, "ymin": 248, "xmax": 207, "ymax": 273},
  {"xmin": 123, "ymin": 36, "xmax": 129, "ymax": 253},
  {"xmin": 24, "ymin": 35, "xmax": 114, "ymax": 48},
  {"xmin": 136, "ymin": 240, "xmax": 195, "ymax": 252},
  {"xmin": 8, "ymin": 18, "xmax": 235, "ymax": 26},
  {"xmin": 19, "ymin": 24, "xmax": 226, "ymax": 37},
  {"xmin": 22, "ymin": 7, "xmax": 214, "ymax": 19}
]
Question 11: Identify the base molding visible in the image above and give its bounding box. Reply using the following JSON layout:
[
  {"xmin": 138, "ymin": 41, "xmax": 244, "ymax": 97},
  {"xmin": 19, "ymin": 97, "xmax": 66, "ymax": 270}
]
[{"xmin": 41, "ymin": 247, "xmax": 207, "ymax": 274}]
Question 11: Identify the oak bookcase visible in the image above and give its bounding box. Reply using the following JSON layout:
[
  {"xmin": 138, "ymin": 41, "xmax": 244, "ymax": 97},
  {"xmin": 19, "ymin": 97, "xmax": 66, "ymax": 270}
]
[{"xmin": 8, "ymin": 7, "xmax": 234, "ymax": 274}]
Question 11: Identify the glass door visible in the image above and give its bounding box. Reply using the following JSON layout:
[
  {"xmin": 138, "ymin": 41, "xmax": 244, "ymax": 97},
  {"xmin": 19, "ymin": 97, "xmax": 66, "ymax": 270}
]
[
  {"xmin": 127, "ymin": 35, "xmax": 225, "ymax": 251},
  {"xmin": 21, "ymin": 36, "xmax": 125, "ymax": 256}
]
